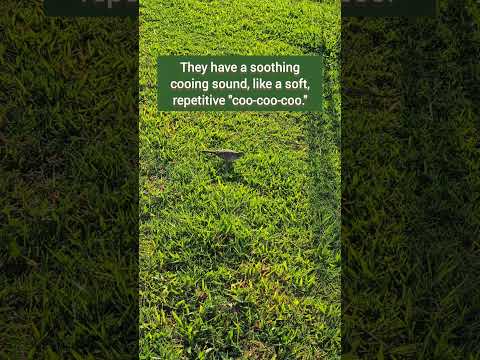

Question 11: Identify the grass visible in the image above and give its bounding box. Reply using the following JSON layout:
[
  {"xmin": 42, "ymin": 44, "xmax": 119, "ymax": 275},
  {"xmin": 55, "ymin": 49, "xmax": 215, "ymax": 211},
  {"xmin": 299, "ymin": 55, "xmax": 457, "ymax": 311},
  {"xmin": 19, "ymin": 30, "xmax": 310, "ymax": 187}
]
[
  {"xmin": 139, "ymin": 0, "xmax": 341, "ymax": 359},
  {"xmin": 342, "ymin": 0, "xmax": 480, "ymax": 358},
  {"xmin": 0, "ymin": 1, "xmax": 138, "ymax": 358}
]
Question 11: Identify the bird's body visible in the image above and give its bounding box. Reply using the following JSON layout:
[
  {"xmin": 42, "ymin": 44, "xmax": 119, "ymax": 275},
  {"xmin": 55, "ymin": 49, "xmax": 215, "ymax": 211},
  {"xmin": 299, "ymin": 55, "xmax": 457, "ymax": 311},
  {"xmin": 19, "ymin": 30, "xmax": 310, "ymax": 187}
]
[{"xmin": 201, "ymin": 149, "xmax": 244, "ymax": 162}]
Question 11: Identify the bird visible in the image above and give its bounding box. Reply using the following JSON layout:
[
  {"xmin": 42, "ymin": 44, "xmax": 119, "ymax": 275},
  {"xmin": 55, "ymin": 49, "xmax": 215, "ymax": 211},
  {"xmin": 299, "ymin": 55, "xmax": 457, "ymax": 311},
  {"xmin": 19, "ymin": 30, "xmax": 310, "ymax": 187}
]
[{"xmin": 201, "ymin": 149, "xmax": 244, "ymax": 162}]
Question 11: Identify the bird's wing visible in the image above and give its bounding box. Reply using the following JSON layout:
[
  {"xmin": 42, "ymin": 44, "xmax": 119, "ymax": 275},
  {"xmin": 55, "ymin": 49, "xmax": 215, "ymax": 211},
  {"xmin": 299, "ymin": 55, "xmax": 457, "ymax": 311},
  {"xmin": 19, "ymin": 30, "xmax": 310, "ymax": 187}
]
[{"xmin": 201, "ymin": 149, "xmax": 242, "ymax": 155}]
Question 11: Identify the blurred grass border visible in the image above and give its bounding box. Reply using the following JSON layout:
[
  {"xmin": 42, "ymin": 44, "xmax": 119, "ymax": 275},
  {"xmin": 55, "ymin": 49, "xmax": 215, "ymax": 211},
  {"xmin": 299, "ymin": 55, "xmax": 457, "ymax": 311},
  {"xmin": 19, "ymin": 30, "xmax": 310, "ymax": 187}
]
[
  {"xmin": 0, "ymin": 1, "xmax": 138, "ymax": 358},
  {"xmin": 342, "ymin": 0, "xmax": 480, "ymax": 358}
]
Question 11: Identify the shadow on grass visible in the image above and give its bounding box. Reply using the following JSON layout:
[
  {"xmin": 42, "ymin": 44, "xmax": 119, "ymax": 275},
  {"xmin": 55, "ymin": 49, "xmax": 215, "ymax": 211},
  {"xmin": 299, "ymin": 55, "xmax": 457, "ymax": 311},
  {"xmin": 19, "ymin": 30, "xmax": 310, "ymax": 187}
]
[
  {"xmin": 302, "ymin": 100, "xmax": 341, "ymax": 353},
  {"xmin": 305, "ymin": 111, "xmax": 340, "ymax": 253},
  {"xmin": 205, "ymin": 156, "xmax": 249, "ymax": 185}
]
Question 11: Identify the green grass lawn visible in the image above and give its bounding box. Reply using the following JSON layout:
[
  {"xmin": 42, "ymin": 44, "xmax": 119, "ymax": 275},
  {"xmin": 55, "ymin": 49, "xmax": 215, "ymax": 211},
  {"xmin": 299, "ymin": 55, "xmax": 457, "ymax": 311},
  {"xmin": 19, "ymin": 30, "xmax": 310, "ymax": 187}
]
[{"xmin": 139, "ymin": 0, "xmax": 341, "ymax": 359}]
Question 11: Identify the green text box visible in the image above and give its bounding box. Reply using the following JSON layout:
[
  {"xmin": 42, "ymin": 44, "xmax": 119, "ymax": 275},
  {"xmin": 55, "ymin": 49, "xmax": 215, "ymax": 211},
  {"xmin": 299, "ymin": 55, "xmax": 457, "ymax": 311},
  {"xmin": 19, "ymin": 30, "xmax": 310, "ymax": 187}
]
[
  {"xmin": 45, "ymin": 0, "xmax": 138, "ymax": 17},
  {"xmin": 157, "ymin": 56, "xmax": 323, "ymax": 112},
  {"xmin": 342, "ymin": 0, "xmax": 437, "ymax": 17}
]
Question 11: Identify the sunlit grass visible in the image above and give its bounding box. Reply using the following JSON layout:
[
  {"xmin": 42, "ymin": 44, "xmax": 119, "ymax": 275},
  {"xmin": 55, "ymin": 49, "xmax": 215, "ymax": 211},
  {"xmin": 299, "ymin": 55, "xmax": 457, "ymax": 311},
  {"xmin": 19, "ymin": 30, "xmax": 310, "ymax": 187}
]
[{"xmin": 139, "ymin": 0, "xmax": 341, "ymax": 358}]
